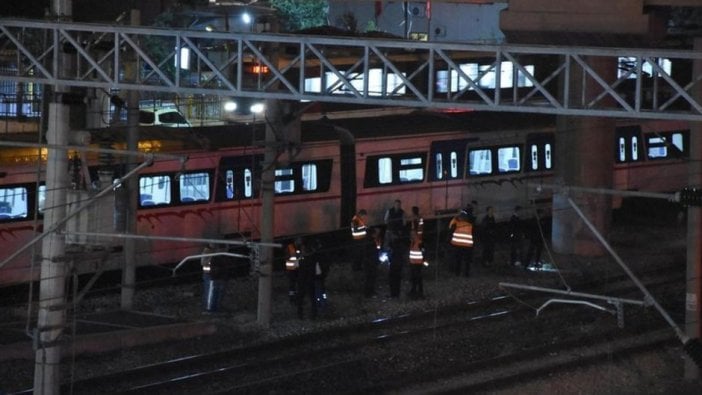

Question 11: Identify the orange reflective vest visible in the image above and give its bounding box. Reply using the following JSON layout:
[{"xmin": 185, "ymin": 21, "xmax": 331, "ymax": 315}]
[
  {"xmin": 449, "ymin": 216, "xmax": 474, "ymax": 248},
  {"xmin": 409, "ymin": 238, "xmax": 424, "ymax": 265},
  {"xmin": 351, "ymin": 214, "xmax": 368, "ymax": 240},
  {"xmin": 411, "ymin": 216, "xmax": 424, "ymax": 240},
  {"xmin": 285, "ymin": 243, "xmax": 301, "ymax": 271}
]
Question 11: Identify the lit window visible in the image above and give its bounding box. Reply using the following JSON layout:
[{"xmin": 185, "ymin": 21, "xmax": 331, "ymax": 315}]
[
  {"xmin": 302, "ymin": 163, "xmax": 318, "ymax": 191},
  {"xmin": 531, "ymin": 144, "xmax": 539, "ymax": 170},
  {"xmin": 179, "ymin": 172, "xmax": 210, "ymax": 202},
  {"xmin": 139, "ymin": 175, "xmax": 171, "ymax": 205},
  {"xmin": 544, "ymin": 143, "xmax": 552, "ymax": 169},
  {"xmin": 399, "ymin": 157, "xmax": 424, "ymax": 182},
  {"xmin": 275, "ymin": 168, "xmax": 295, "ymax": 193},
  {"xmin": 38, "ymin": 185, "xmax": 46, "ymax": 214},
  {"xmin": 469, "ymin": 149, "xmax": 492, "ymax": 175},
  {"xmin": 498, "ymin": 146, "xmax": 520, "ymax": 173},
  {"xmin": 450, "ymin": 152, "xmax": 458, "ymax": 178},
  {"xmin": 244, "ymin": 169, "xmax": 253, "ymax": 198},
  {"xmin": 632, "ymin": 137, "xmax": 638, "ymax": 161},
  {"xmin": 647, "ymin": 137, "xmax": 667, "ymax": 158},
  {"xmin": 225, "ymin": 170, "xmax": 234, "ymax": 200},
  {"xmin": 0, "ymin": 186, "xmax": 28, "ymax": 219},
  {"xmin": 618, "ymin": 137, "xmax": 626, "ymax": 162},
  {"xmin": 435, "ymin": 153, "xmax": 444, "ymax": 179},
  {"xmin": 378, "ymin": 158, "xmax": 393, "ymax": 184}
]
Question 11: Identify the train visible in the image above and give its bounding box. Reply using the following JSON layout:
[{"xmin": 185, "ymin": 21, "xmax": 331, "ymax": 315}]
[{"xmin": 0, "ymin": 110, "xmax": 690, "ymax": 286}]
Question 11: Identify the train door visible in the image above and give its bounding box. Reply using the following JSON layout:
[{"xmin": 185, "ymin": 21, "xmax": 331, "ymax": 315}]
[
  {"xmin": 428, "ymin": 139, "xmax": 469, "ymax": 214},
  {"xmin": 216, "ymin": 154, "xmax": 262, "ymax": 239}
]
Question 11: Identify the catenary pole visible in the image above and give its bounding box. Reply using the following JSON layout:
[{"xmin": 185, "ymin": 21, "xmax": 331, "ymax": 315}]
[{"xmin": 33, "ymin": 2, "xmax": 71, "ymax": 393}]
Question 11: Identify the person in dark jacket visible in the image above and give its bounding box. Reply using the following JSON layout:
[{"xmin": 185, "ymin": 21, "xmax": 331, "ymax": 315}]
[
  {"xmin": 480, "ymin": 206, "xmax": 497, "ymax": 267},
  {"xmin": 508, "ymin": 206, "xmax": 525, "ymax": 267},
  {"xmin": 296, "ymin": 238, "xmax": 318, "ymax": 319},
  {"xmin": 202, "ymin": 243, "xmax": 229, "ymax": 313},
  {"xmin": 524, "ymin": 209, "xmax": 546, "ymax": 269}
]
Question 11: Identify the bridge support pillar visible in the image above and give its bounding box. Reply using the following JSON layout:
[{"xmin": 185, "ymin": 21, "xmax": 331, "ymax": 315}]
[{"xmin": 552, "ymin": 57, "xmax": 615, "ymax": 256}]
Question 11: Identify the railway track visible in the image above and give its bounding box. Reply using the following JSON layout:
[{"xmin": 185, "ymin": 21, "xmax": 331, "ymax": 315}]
[{"xmin": 19, "ymin": 268, "xmax": 682, "ymax": 394}]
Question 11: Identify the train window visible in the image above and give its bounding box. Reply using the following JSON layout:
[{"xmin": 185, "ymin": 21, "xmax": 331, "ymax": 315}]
[
  {"xmin": 531, "ymin": 145, "xmax": 539, "ymax": 170},
  {"xmin": 275, "ymin": 168, "xmax": 295, "ymax": 193},
  {"xmin": 179, "ymin": 172, "xmax": 210, "ymax": 203},
  {"xmin": 498, "ymin": 146, "xmax": 520, "ymax": 173},
  {"xmin": 545, "ymin": 143, "xmax": 552, "ymax": 169},
  {"xmin": 365, "ymin": 153, "xmax": 426, "ymax": 187},
  {"xmin": 38, "ymin": 185, "xmax": 46, "ymax": 214},
  {"xmin": 399, "ymin": 157, "xmax": 424, "ymax": 182},
  {"xmin": 618, "ymin": 57, "xmax": 672, "ymax": 79},
  {"xmin": 469, "ymin": 149, "xmax": 492, "ymax": 175},
  {"xmin": 225, "ymin": 170, "xmax": 234, "ymax": 199},
  {"xmin": 436, "ymin": 62, "xmax": 535, "ymax": 92},
  {"xmin": 646, "ymin": 132, "xmax": 686, "ymax": 160},
  {"xmin": 378, "ymin": 158, "xmax": 393, "ymax": 184},
  {"xmin": 301, "ymin": 163, "xmax": 318, "ymax": 191},
  {"xmin": 139, "ymin": 175, "xmax": 171, "ymax": 206},
  {"xmin": 244, "ymin": 169, "xmax": 253, "ymax": 197},
  {"xmin": 0, "ymin": 186, "xmax": 28, "ymax": 220}
]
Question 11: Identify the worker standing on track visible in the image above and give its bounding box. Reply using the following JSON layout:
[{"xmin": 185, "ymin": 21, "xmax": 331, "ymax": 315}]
[
  {"xmin": 201, "ymin": 243, "xmax": 228, "ymax": 313},
  {"xmin": 480, "ymin": 206, "xmax": 497, "ymax": 267},
  {"xmin": 448, "ymin": 206, "xmax": 475, "ymax": 277},
  {"xmin": 408, "ymin": 229, "xmax": 426, "ymax": 299},
  {"xmin": 297, "ymin": 238, "xmax": 319, "ymax": 319},
  {"xmin": 508, "ymin": 206, "xmax": 525, "ymax": 267},
  {"xmin": 384, "ymin": 199, "xmax": 406, "ymax": 250},
  {"xmin": 351, "ymin": 209, "xmax": 369, "ymax": 272},
  {"xmin": 285, "ymin": 237, "xmax": 304, "ymax": 304}
]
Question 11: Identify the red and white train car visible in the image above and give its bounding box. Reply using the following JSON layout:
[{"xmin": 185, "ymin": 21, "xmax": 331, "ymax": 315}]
[{"xmin": 0, "ymin": 111, "xmax": 691, "ymax": 286}]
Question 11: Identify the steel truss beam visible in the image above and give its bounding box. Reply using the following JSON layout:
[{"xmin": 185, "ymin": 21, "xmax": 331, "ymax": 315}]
[{"xmin": 2, "ymin": 19, "xmax": 702, "ymax": 120}]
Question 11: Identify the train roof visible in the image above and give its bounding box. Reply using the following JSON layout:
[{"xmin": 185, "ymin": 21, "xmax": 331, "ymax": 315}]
[{"xmin": 0, "ymin": 110, "xmax": 557, "ymax": 159}]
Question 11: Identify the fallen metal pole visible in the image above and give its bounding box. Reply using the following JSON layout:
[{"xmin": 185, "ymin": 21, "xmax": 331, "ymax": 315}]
[
  {"xmin": 530, "ymin": 182, "xmax": 676, "ymax": 201},
  {"xmin": 499, "ymin": 281, "xmax": 646, "ymax": 306},
  {"xmin": 172, "ymin": 252, "xmax": 250, "ymax": 275},
  {"xmin": 567, "ymin": 197, "xmax": 690, "ymax": 343}
]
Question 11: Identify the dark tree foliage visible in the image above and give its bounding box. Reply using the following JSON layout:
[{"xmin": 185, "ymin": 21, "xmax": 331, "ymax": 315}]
[{"xmin": 270, "ymin": 0, "xmax": 327, "ymax": 32}]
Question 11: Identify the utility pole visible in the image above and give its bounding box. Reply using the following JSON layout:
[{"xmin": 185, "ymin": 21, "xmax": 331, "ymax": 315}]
[
  {"xmin": 257, "ymin": 104, "xmax": 275, "ymax": 327},
  {"xmin": 34, "ymin": 2, "xmax": 70, "ymax": 394},
  {"xmin": 121, "ymin": 6, "xmax": 140, "ymax": 310}
]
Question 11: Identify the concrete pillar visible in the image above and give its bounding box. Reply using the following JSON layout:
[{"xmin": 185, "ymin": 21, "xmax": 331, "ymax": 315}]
[
  {"xmin": 33, "ymin": 100, "xmax": 69, "ymax": 395},
  {"xmin": 552, "ymin": 57, "xmax": 615, "ymax": 256}
]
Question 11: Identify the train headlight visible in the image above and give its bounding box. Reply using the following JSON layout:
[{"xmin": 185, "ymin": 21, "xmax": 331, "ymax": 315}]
[
  {"xmin": 379, "ymin": 251, "xmax": 389, "ymax": 264},
  {"xmin": 224, "ymin": 101, "xmax": 237, "ymax": 112}
]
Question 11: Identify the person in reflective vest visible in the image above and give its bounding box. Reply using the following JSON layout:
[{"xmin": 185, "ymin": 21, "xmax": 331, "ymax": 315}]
[
  {"xmin": 448, "ymin": 207, "xmax": 474, "ymax": 277},
  {"xmin": 285, "ymin": 237, "xmax": 304, "ymax": 303},
  {"xmin": 201, "ymin": 243, "xmax": 228, "ymax": 313},
  {"xmin": 410, "ymin": 205, "xmax": 424, "ymax": 240},
  {"xmin": 350, "ymin": 209, "xmax": 368, "ymax": 271},
  {"xmin": 408, "ymin": 230, "xmax": 426, "ymax": 299}
]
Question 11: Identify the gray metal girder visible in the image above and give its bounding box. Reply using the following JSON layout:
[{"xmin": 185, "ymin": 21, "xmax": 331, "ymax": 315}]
[{"xmin": 1, "ymin": 18, "xmax": 702, "ymax": 121}]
